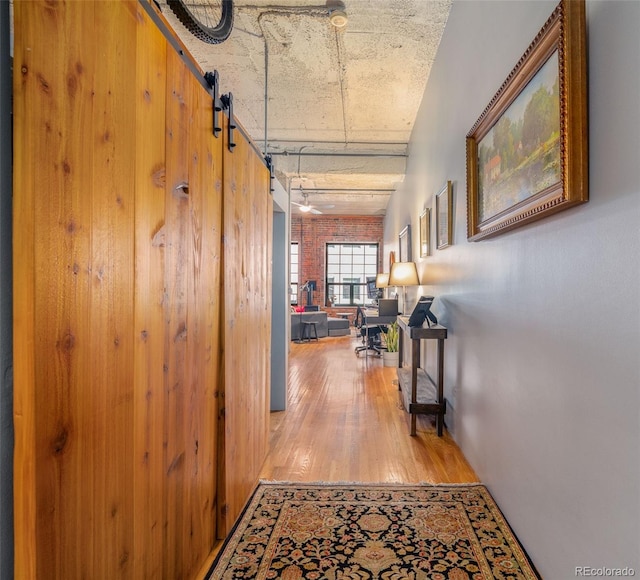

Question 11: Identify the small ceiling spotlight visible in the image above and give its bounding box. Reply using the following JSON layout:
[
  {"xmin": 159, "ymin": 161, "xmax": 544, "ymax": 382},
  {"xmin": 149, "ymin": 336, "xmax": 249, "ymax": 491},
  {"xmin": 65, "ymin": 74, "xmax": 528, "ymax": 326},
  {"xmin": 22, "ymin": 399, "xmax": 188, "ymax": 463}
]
[{"xmin": 327, "ymin": 0, "xmax": 348, "ymax": 28}]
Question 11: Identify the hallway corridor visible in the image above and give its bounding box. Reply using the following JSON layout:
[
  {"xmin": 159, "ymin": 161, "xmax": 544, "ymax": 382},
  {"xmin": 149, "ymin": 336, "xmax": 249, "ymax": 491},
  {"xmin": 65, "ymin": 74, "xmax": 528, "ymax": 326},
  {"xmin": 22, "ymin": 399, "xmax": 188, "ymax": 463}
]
[{"xmin": 259, "ymin": 335, "xmax": 478, "ymax": 484}]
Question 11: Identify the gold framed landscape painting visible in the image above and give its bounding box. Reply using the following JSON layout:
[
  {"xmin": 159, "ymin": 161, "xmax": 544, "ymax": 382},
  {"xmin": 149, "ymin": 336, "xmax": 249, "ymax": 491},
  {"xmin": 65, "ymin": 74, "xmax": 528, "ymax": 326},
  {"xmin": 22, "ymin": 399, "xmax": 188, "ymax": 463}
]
[{"xmin": 466, "ymin": 0, "xmax": 588, "ymax": 241}]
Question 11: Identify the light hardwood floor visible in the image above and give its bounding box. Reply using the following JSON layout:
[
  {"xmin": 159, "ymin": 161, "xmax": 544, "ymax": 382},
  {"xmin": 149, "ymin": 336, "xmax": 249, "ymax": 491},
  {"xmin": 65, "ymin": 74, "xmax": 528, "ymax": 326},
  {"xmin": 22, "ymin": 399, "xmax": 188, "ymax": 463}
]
[
  {"xmin": 202, "ymin": 334, "xmax": 479, "ymax": 575},
  {"xmin": 259, "ymin": 334, "xmax": 479, "ymax": 484}
]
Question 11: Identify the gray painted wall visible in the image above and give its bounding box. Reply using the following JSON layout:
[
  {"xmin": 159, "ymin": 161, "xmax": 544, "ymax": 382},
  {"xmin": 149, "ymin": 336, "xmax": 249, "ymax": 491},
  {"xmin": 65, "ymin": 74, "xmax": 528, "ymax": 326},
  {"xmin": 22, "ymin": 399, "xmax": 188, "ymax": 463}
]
[
  {"xmin": 384, "ymin": 0, "xmax": 640, "ymax": 576},
  {"xmin": 271, "ymin": 178, "xmax": 290, "ymax": 410},
  {"xmin": 0, "ymin": 2, "xmax": 13, "ymax": 578}
]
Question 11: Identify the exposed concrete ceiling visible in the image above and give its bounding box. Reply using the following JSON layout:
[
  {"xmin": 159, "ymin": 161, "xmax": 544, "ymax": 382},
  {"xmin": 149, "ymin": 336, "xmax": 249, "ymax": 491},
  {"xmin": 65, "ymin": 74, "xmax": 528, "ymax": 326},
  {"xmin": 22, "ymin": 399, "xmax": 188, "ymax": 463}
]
[{"xmin": 158, "ymin": 0, "xmax": 452, "ymax": 215}]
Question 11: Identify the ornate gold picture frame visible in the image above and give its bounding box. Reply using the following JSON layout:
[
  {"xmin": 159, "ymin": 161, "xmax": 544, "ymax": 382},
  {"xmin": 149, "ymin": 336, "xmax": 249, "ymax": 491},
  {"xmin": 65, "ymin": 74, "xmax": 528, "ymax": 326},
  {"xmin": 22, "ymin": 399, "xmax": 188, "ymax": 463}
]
[
  {"xmin": 436, "ymin": 182, "xmax": 453, "ymax": 250},
  {"xmin": 419, "ymin": 208, "xmax": 430, "ymax": 258},
  {"xmin": 399, "ymin": 225, "xmax": 411, "ymax": 261},
  {"xmin": 466, "ymin": 0, "xmax": 588, "ymax": 241}
]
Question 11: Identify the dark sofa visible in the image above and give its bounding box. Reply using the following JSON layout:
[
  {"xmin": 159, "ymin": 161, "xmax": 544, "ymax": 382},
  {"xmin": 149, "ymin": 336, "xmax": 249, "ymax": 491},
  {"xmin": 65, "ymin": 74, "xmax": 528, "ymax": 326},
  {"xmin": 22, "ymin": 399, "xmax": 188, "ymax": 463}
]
[
  {"xmin": 290, "ymin": 312, "xmax": 351, "ymax": 340},
  {"xmin": 291, "ymin": 312, "xmax": 328, "ymax": 340}
]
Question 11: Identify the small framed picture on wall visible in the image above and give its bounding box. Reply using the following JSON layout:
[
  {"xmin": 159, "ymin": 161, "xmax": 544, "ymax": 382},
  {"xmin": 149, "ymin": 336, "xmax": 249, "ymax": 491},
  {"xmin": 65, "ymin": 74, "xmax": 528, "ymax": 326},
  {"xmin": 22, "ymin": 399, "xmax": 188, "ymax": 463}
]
[
  {"xmin": 399, "ymin": 225, "xmax": 411, "ymax": 261},
  {"xmin": 419, "ymin": 208, "xmax": 430, "ymax": 258},
  {"xmin": 436, "ymin": 181, "xmax": 453, "ymax": 249}
]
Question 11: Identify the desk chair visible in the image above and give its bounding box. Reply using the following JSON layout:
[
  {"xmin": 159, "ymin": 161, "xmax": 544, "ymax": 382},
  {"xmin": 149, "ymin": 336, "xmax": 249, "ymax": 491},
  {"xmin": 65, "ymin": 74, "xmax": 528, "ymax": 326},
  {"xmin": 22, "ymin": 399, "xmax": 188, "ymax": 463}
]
[{"xmin": 353, "ymin": 306, "xmax": 386, "ymax": 357}]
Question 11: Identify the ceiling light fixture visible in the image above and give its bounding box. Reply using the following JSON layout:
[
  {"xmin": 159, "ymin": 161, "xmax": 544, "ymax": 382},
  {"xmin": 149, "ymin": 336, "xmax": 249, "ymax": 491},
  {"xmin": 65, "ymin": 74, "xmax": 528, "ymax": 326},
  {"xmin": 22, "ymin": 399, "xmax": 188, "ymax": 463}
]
[
  {"xmin": 292, "ymin": 191, "xmax": 324, "ymax": 214},
  {"xmin": 299, "ymin": 191, "xmax": 312, "ymax": 212},
  {"xmin": 327, "ymin": 0, "xmax": 348, "ymax": 28}
]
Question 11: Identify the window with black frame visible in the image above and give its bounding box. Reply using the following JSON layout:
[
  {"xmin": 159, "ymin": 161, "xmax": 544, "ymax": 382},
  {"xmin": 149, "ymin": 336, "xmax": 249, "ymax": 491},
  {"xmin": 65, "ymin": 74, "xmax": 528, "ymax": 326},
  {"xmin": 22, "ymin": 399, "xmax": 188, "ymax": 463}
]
[
  {"xmin": 290, "ymin": 242, "xmax": 299, "ymax": 305},
  {"xmin": 326, "ymin": 243, "xmax": 378, "ymax": 307}
]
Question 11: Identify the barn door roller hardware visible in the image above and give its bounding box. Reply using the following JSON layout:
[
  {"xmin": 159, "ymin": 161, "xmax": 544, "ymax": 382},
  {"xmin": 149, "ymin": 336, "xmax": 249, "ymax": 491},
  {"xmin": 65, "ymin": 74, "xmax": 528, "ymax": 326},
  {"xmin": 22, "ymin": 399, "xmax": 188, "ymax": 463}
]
[
  {"xmin": 204, "ymin": 70, "xmax": 223, "ymax": 137},
  {"xmin": 265, "ymin": 154, "xmax": 274, "ymax": 193},
  {"xmin": 220, "ymin": 92, "xmax": 237, "ymax": 152}
]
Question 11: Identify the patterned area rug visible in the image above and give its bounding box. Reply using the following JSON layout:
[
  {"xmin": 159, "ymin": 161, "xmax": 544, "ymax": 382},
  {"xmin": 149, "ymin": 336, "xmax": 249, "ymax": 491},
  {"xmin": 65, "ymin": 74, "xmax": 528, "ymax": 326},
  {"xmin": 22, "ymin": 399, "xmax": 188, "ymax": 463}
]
[{"xmin": 207, "ymin": 482, "xmax": 540, "ymax": 579}]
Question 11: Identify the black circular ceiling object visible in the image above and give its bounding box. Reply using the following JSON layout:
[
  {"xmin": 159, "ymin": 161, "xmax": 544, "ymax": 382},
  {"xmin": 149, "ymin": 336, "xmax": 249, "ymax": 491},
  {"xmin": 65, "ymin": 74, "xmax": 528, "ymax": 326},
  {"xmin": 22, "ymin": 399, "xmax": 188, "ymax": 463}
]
[{"xmin": 167, "ymin": 0, "xmax": 234, "ymax": 44}]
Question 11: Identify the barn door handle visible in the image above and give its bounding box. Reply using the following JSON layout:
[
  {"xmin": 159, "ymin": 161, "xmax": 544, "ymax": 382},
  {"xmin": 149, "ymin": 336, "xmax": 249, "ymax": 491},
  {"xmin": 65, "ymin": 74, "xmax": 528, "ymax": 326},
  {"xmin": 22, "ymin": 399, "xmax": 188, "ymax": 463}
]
[
  {"xmin": 204, "ymin": 70, "xmax": 223, "ymax": 138},
  {"xmin": 220, "ymin": 92, "xmax": 236, "ymax": 152}
]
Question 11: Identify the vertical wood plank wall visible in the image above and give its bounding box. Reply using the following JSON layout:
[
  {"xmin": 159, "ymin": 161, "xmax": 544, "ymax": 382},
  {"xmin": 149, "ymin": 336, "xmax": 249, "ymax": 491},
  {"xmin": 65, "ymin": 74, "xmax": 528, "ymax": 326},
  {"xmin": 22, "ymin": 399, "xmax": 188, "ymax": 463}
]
[
  {"xmin": 133, "ymin": 8, "xmax": 169, "ymax": 578},
  {"xmin": 12, "ymin": 1, "xmax": 272, "ymax": 578},
  {"xmin": 219, "ymin": 117, "xmax": 273, "ymax": 536}
]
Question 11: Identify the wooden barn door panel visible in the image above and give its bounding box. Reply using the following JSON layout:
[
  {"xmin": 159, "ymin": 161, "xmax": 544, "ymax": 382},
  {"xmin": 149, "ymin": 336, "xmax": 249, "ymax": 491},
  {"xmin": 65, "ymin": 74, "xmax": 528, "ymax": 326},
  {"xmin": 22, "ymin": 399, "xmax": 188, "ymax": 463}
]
[
  {"xmin": 89, "ymin": 2, "xmax": 137, "ymax": 575},
  {"xmin": 162, "ymin": 47, "xmax": 224, "ymax": 578},
  {"xmin": 182, "ymin": 64, "xmax": 224, "ymax": 572},
  {"xmin": 163, "ymin": 45, "xmax": 194, "ymax": 579},
  {"xmin": 219, "ymin": 118, "xmax": 273, "ymax": 536},
  {"xmin": 13, "ymin": 0, "xmax": 274, "ymax": 574},
  {"xmin": 14, "ymin": 1, "xmax": 225, "ymax": 578},
  {"xmin": 132, "ymin": 4, "xmax": 168, "ymax": 578},
  {"xmin": 13, "ymin": 1, "xmax": 139, "ymax": 577}
]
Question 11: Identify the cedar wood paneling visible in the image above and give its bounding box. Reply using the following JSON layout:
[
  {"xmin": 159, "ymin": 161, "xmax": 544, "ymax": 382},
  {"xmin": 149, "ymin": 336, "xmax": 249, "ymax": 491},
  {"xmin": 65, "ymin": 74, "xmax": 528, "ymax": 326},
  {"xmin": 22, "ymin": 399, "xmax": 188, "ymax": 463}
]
[
  {"xmin": 12, "ymin": 1, "xmax": 271, "ymax": 577},
  {"xmin": 219, "ymin": 114, "xmax": 272, "ymax": 536}
]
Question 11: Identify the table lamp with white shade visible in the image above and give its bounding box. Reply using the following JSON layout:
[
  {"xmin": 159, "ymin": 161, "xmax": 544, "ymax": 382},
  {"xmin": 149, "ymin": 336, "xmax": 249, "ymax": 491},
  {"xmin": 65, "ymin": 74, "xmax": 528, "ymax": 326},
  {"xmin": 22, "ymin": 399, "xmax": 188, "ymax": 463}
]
[
  {"xmin": 388, "ymin": 261, "xmax": 419, "ymax": 314},
  {"xmin": 375, "ymin": 273, "xmax": 389, "ymax": 299}
]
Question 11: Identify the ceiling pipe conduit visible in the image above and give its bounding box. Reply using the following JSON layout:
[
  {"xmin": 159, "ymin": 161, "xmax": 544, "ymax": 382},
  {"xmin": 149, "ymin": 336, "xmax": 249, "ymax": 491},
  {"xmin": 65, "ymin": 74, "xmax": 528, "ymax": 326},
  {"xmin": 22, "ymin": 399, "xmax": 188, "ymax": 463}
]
[
  {"xmin": 268, "ymin": 139, "xmax": 408, "ymax": 146},
  {"xmin": 269, "ymin": 151, "xmax": 407, "ymax": 157},
  {"xmin": 256, "ymin": 5, "xmax": 337, "ymax": 157}
]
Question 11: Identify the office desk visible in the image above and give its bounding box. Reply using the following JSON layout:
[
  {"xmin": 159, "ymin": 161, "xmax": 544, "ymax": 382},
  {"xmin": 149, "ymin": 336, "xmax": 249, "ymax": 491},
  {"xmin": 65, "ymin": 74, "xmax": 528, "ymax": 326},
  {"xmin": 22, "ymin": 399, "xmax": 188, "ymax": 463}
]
[{"xmin": 361, "ymin": 309, "xmax": 397, "ymax": 360}]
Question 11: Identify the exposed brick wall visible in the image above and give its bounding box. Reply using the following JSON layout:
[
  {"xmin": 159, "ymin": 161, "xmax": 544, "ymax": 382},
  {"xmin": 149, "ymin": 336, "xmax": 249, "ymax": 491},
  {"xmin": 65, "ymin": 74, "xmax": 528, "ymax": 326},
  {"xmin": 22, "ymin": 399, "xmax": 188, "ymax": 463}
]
[{"xmin": 291, "ymin": 215, "xmax": 384, "ymax": 311}]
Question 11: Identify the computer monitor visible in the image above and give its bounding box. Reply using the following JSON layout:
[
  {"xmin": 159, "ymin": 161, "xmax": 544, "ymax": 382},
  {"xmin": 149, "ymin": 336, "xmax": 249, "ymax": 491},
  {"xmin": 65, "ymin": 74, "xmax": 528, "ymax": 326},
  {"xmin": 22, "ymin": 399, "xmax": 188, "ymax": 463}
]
[
  {"xmin": 408, "ymin": 296, "xmax": 438, "ymax": 327},
  {"xmin": 366, "ymin": 277, "xmax": 381, "ymax": 300},
  {"xmin": 378, "ymin": 298, "xmax": 399, "ymax": 317}
]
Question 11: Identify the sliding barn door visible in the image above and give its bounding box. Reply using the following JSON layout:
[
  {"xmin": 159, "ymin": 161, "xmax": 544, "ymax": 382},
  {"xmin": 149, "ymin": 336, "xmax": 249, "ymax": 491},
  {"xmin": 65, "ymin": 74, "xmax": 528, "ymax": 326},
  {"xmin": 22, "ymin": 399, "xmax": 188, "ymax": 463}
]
[
  {"xmin": 13, "ymin": 2, "xmax": 139, "ymax": 576},
  {"xmin": 13, "ymin": 1, "xmax": 226, "ymax": 578},
  {"xmin": 219, "ymin": 116, "xmax": 273, "ymax": 536}
]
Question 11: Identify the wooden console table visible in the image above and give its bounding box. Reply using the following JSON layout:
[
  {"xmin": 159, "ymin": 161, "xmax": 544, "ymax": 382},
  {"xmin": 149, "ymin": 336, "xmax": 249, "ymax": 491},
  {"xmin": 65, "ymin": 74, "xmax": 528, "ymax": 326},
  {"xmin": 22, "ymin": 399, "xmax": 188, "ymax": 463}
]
[{"xmin": 396, "ymin": 315, "xmax": 448, "ymax": 436}]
